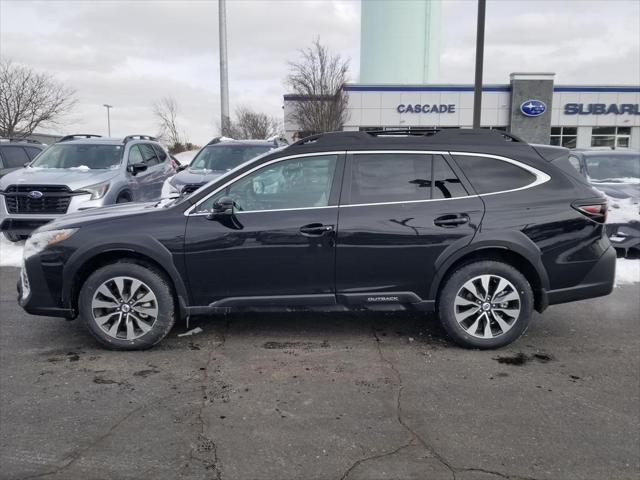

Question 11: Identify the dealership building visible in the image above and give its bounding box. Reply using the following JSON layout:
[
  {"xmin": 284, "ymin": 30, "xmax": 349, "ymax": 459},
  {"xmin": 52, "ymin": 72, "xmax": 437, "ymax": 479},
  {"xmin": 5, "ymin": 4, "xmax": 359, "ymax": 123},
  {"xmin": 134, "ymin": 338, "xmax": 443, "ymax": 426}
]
[{"xmin": 283, "ymin": 72, "xmax": 640, "ymax": 149}]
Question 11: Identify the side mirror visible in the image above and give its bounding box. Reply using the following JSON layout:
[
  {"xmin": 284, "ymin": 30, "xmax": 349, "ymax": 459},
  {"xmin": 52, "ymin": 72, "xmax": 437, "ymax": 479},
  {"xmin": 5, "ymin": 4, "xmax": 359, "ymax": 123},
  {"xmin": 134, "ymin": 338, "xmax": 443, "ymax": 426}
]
[
  {"xmin": 127, "ymin": 163, "xmax": 148, "ymax": 175},
  {"xmin": 177, "ymin": 164, "xmax": 188, "ymax": 172},
  {"xmin": 206, "ymin": 196, "xmax": 235, "ymax": 220}
]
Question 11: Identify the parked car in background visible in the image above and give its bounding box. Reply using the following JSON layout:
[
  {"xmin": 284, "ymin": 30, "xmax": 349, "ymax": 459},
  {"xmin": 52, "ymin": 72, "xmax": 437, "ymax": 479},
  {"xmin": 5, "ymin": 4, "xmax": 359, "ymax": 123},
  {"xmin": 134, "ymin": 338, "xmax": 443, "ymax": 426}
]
[
  {"xmin": 0, "ymin": 134, "xmax": 175, "ymax": 242},
  {"xmin": 18, "ymin": 129, "xmax": 616, "ymax": 350},
  {"xmin": 162, "ymin": 136, "xmax": 287, "ymax": 196},
  {"xmin": 568, "ymin": 149, "xmax": 640, "ymax": 256},
  {"xmin": 0, "ymin": 139, "xmax": 45, "ymax": 178}
]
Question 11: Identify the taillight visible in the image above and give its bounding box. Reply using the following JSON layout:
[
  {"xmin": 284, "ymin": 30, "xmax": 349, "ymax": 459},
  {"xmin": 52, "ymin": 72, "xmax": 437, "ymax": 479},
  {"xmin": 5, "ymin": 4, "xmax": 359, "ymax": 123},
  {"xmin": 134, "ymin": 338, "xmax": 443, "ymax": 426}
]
[{"xmin": 572, "ymin": 201, "xmax": 607, "ymax": 223}]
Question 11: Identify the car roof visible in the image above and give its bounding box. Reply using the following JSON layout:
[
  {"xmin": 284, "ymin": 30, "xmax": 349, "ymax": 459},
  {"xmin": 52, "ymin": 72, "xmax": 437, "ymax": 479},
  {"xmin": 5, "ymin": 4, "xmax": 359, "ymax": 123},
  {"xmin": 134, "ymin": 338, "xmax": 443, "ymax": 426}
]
[{"xmin": 206, "ymin": 139, "xmax": 277, "ymax": 147}]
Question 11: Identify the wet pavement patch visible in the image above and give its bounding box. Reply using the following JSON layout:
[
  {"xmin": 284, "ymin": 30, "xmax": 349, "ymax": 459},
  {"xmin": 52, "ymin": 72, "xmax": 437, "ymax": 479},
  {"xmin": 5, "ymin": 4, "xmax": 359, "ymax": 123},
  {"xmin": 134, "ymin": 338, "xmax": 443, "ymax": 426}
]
[
  {"xmin": 133, "ymin": 369, "xmax": 160, "ymax": 378},
  {"xmin": 262, "ymin": 340, "xmax": 330, "ymax": 350},
  {"xmin": 494, "ymin": 352, "xmax": 555, "ymax": 366},
  {"xmin": 93, "ymin": 376, "xmax": 118, "ymax": 385}
]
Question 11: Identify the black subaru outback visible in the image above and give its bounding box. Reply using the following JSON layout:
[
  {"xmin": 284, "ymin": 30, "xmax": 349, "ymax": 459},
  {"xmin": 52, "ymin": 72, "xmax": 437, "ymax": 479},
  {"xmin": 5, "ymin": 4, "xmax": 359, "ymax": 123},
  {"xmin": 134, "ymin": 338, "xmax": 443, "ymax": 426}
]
[{"xmin": 18, "ymin": 129, "xmax": 616, "ymax": 350}]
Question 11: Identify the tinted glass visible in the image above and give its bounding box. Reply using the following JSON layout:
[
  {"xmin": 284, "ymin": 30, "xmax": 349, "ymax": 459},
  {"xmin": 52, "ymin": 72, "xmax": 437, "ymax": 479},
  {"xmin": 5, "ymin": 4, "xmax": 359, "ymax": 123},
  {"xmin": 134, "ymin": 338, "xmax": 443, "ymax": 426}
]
[
  {"xmin": 197, "ymin": 155, "xmax": 338, "ymax": 213},
  {"xmin": 191, "ymin": 145, "xmax": 273, "ymax": 171},
  {"xmin": 128, "ymin": 145, "xmax": 144, "ymax": 165},
  {"xmin": 0, "ymin": 146, "xmax": 29, "ymax": 168},
  {"xmin": 592, "ymin": 127, "xmax": 616, "ymax": 135},
  {"xmin": 29, "ymin": 144, "xmax": 123, "ymax": 169},
  {"xmin": 432, "ymin": 156, "xmax": 467, "ymax": 199},
  {"xmin": 139, "ymin": 144, "xmax": 159, "ymax": 166},
  {"xmin": 454, "ymin": 155, "xmax": 536, "ymax": 194},
  {"xmin": 347, "ymin": 153, "xmax": 431, "ymax": 204},
  {"xmin": 585, "ymin": 154, "xmax": 640, "ymax": 182},
  {"xmin": 153, "ymin": 144, "xmax": 168, "ymax": 162},
  {"xmin": 591, "ymin": 136, "xmax": 615, "ymax": 147},
  {"xmin": 24, "ymin": 147, "xmax": 43, "ymax": 160}
]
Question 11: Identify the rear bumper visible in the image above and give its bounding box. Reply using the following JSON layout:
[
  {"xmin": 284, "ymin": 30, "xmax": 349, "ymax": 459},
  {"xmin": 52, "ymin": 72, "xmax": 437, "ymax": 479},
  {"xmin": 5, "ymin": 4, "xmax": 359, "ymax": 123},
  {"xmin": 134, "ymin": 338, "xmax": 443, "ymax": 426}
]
[{"xmin": 546, "ymin": 245, "xmax": 616, "ymax": 306}]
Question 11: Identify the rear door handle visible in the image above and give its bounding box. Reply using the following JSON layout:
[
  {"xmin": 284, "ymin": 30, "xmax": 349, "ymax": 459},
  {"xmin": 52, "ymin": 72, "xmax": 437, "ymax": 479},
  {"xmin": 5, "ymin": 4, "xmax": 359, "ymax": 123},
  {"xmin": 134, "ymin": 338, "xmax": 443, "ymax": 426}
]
[
  {"xmin": 299, "ymin": 223, "xmax": 334, "ymax": 236},
  {"xmin": 434, "ymin": 214, "xmax": 470, "ymax": 228}
]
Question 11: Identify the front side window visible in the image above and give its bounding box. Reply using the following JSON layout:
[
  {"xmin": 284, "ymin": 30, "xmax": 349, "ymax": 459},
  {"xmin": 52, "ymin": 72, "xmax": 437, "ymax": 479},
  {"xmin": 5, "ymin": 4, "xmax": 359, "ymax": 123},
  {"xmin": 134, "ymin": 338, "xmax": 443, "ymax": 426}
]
[
  {"xmin": 195, "ymin": 154, "xmax": 338, "ymax": 213},
  {"xmin": 0, "ymin": 146, "xmax": 29, "ymax": 168},
  {"xmin": 454, "ymin": 155, "xmax": 537, "ymax": 194},
  {"xmin": 139, "ymin": 144, "xmax": 159, "ymax": 166},
  {"xmin": 128, "ymin": 145, "xmax": 144, "ymax": 165},
  {"xmin": 191, "ymin": 145, "xmax": 273, "ymax": 172},
  {"xmin": 432, "ymin": 156, "xmax": 467, "ymax": 199},
  {"xmin": 29, "ymin": 144, "xmax": 123, "ymax": 170}
]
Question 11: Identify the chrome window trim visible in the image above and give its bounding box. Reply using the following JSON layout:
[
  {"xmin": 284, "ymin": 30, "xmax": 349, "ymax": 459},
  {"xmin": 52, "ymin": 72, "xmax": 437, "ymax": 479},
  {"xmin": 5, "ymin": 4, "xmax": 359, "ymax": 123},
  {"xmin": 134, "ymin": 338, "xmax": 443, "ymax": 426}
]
[
  {"xmin": 184, "ymin": 149, "xmax": 550, "ymax": 216},
  {"xmin": 184, "ymin": 151, "xmax": 345, "ymax": 216}
]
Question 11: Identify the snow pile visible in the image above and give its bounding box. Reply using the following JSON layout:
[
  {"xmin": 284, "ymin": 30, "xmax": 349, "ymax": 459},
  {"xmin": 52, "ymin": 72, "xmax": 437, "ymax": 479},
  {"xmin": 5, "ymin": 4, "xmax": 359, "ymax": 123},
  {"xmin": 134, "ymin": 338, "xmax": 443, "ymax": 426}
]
[
  {"xmin": 607, "ymin": 197, "xmax": 640, "ymax": 224},
  {"xmin": 174, "ymin": 150, "xmax": 200, "ymax": 166},
  {"xmin": 616, "ymin": 258, "xmax": 640, "ymax": 286},
  {"xmin": 0, "ymin": 235, "xmax": 24, "ymax": 267}
]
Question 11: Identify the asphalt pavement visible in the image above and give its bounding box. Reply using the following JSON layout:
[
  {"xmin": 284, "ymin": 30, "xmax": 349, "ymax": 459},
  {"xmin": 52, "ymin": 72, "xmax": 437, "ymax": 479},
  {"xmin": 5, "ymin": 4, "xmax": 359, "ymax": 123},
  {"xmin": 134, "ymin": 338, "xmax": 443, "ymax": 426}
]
[{"xmin": 0, "ymin": 266, "xmax": 638, "ymax": 480}]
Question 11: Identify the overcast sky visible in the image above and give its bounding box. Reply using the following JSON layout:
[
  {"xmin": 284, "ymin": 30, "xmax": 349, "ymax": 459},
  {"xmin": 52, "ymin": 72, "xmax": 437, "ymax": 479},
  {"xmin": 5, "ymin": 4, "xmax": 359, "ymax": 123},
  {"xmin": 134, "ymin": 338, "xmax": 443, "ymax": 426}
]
[{"xmin": 1, "ymin": 0, "xmax": 638, "ymax": 145}]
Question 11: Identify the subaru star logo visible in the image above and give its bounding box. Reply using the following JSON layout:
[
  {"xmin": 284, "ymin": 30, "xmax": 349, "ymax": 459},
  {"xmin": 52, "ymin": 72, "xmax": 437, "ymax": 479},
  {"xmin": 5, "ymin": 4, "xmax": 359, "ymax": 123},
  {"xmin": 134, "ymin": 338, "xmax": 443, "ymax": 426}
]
[
  {"xmin": 520, "ymin": 99, "xmax": 547, "ymax": 117},
  {"xmin": 28, "ymin": 190, "xmax": 43, "ymax": 199}
]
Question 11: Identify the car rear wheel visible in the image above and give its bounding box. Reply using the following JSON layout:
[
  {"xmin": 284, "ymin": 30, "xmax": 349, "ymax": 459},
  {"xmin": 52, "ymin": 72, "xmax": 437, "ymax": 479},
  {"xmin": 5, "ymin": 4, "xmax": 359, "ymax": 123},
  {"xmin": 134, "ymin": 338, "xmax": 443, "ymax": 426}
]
[
  {"xmin": 116, "ymin": 193, "xmax": 131, "ymax": 203},
  {"xmin": 438, "ymin": 261, "xmax": 533, "ymax": 349},
  {"xmin": 78, "ymin": 261, "xmax": 175, "ymax": 350},
  {"xmin": 2, "ymin": 232, "xmax": 27, "ymax": 242}
]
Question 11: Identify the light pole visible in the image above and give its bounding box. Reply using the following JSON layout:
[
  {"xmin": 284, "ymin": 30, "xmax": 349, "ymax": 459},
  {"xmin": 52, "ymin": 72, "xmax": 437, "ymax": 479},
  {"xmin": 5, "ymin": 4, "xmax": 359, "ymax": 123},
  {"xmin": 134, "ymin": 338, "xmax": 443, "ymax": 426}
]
[
  {"xmin": 218, "ymin": 0, "xmax": 230, "ymax": 134},
  {"xmin": 472, "ymin": 0, "xmax": 486, "ymax": 129},
  {"xmin": 103, "ymin": 104, "xmax": 113, "ymax": 137}
]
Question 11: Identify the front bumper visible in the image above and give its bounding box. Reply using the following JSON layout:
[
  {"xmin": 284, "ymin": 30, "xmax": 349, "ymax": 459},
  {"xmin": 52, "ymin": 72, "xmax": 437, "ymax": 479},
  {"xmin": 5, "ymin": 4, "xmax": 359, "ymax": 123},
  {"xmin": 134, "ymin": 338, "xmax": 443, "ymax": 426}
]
[
  {"xmin": 607, "ymin": 222, "xmax": 640, "ymax": 251},
  {"xmin": 17, "ymin": 255, "xmax": 75, "ymax": 319},
  {"xmin": 546, "ymin": 245, "xmax": 616, "ymax": 306}
]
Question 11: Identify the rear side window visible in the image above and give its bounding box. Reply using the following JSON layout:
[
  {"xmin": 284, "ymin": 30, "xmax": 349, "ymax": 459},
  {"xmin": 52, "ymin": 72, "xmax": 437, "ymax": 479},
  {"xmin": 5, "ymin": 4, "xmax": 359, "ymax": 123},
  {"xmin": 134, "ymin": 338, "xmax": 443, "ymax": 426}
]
[
  {"xmin": 347, "ymin": 153, "xmax": 431, "ymax": 204},
  {"xmin": 454, "ymin": 155, "xmax": 536, "ymax": 194},
  {"xmin": 0, "ymin": 146, "xmax": 29, "ymax": 168}
]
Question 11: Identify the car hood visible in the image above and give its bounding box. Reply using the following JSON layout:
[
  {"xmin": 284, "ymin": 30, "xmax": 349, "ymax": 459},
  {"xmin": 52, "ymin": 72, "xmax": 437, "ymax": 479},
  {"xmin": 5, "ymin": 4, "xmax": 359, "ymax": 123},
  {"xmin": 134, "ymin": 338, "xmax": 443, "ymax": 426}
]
[
  {"xmin": 591, "ymin": 181, "xmax": 640, "ymax": 200},
  {"xmin": 40, "ymin": 201, "xmax": 158, "ymax": 231},
  {"xmin": 0, "ymin": 167, "xmax": 119, "ymax": 191},
  {"xmin": 170, "ymin": 168, "xmax": 226, "ymax": 188}
]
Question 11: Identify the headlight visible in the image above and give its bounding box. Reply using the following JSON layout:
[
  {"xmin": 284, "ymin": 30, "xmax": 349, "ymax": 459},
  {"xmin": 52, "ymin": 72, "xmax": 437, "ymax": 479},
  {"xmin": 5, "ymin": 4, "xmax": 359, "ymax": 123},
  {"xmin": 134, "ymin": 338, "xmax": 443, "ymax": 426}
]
[
  {"xmin": 161, "ymin": 178, "xmax": 180, "ymax": 198},
  {"xmin": 76, "ymin": 181, "xmax": 110, "ymax": 200},
  {"xmin": 24, "ymin": 228, "xmax": 78, "ymax": 259}
]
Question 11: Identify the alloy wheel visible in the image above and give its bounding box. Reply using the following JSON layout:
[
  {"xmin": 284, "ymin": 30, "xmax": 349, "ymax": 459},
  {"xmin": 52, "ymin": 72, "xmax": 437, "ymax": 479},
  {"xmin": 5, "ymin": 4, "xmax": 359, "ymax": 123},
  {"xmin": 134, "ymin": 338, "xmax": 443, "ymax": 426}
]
[
  {"xmin": 91, "ymin": 276, "xmax": 158, "ymax": 340},
  {"xmin": 453, "ymin": 274, "xmax": 521, "ymax": 339}
]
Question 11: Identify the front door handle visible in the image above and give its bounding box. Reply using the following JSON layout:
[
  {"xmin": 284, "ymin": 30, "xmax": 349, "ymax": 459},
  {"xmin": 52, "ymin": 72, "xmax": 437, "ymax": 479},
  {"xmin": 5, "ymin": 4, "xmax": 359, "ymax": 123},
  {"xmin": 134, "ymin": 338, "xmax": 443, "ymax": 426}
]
[
  {"xmin": 300, "ymin": 223, "xmax": 334, "ymax": 237},
  {"xmin": 434, "ymin": 214, "xmax": 470, "ymax": 228}
]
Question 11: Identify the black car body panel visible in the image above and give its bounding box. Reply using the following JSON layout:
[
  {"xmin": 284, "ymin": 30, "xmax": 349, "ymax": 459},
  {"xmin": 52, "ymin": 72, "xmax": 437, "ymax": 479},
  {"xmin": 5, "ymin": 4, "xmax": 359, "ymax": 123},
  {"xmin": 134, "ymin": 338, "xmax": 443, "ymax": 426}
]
[{"xmin": 18, "ymin": 129, "xmax": 615, "ymax": 327}]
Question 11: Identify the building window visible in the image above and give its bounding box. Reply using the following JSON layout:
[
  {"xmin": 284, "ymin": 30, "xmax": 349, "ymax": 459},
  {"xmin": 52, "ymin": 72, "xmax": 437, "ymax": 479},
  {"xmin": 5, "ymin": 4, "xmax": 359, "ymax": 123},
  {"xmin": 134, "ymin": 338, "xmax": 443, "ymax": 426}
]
[
  {"xmin": 591, "ymin": 127, "xmax": 631, "ymax": 148},
  {"xmin": 550, "ymin": 127, "xmax": 577, "ymax": 148}
]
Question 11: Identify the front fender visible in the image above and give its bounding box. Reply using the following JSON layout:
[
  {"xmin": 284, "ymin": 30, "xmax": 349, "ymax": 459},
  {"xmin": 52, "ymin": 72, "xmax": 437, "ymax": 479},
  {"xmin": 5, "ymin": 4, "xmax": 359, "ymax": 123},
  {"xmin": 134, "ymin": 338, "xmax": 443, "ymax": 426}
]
[{"xmin": 61, "ymin": 234, "xmax": 189, "ymax": 319}]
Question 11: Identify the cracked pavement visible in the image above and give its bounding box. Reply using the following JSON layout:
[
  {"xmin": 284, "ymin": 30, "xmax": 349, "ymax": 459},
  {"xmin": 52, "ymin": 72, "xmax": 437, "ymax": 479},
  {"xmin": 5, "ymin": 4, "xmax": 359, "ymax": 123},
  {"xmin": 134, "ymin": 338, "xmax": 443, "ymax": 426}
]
[{"xmin": 1, "ymin": 266, "xmax": 638, "ymax": 480}]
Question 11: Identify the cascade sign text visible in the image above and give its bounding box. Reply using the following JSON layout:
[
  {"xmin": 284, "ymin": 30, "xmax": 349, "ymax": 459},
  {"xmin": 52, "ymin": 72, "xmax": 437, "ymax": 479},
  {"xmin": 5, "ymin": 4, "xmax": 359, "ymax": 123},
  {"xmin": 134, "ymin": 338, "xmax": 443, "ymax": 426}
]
[{"xmin": 397, "ymin": 104, "xmax": 456, "ymax": 114}]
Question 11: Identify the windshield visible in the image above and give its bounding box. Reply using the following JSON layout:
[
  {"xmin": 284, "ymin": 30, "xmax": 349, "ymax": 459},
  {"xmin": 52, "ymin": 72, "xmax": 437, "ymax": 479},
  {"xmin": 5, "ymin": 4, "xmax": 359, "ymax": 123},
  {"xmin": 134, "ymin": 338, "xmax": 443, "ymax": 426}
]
[
  {"xmin": 30, "ymin": 144, "xmax": 124, "ymax": 170},
  {"xmin": 190, "ymin": 144, "xmax": 272, "ymax": 171},
  {"xmin": 585, "ymin": 154, "xmax": 640, "ymax": 183}
]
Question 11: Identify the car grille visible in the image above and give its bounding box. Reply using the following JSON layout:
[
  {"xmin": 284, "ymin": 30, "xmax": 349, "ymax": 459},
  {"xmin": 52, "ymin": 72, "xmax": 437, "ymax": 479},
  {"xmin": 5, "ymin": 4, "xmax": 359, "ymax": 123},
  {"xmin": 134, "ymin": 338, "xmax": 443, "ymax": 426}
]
[
  {"xmin": 3, "ymin": 185, "xmax": 72, "ymax": 214},
  {"xmin": 181, "ymin": 183, "xmax": 205, "ymax": 195}
]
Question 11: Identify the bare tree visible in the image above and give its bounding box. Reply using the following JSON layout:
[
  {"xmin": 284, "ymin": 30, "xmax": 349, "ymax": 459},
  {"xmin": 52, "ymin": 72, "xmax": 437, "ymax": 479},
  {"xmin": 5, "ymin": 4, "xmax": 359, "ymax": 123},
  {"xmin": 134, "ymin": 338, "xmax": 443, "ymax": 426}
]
[
  {"xmin": 0, "ymin": 60, "xmax": 76, "ymax": 138},
  {"xmin": 285, "ymin": 38, "xmax": 349, "ymax": 135},
  {"xmin": 227, "ymin": 106, "xmax": 283, "ymax": 139},
  {"xmin": 153, "ymin": 96, "xmax": 187, "ymax": 146}
]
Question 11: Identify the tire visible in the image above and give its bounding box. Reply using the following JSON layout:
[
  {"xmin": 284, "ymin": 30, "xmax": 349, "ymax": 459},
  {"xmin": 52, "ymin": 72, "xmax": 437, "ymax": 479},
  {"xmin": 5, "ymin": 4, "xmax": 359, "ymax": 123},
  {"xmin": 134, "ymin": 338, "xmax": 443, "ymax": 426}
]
[
  {"xmin": 116, "ymin": 193, "xmax": 131, "ymax": 203},
  {"xmin": 78, "ymin": 261, "xmax": 176, "ymax": 350},
  {"xmin": 438, "ymin": 260, "xmax": 533, "ymax": 349},
  {"xmin": 2, "ymin": 231, "xmax": 26, "ymax": 242}
]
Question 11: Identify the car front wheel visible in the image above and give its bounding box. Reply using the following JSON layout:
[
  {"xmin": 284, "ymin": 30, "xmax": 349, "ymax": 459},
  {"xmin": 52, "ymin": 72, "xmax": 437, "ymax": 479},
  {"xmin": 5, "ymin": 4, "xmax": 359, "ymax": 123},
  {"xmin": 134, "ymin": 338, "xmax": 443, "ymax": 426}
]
[
  {"xmin": 78, "ymin": 261, "xmax": 176, "ymax": 350},
  {"xmin": 438, "ymin": 260, "xmax": 533, "ymax": 349}
]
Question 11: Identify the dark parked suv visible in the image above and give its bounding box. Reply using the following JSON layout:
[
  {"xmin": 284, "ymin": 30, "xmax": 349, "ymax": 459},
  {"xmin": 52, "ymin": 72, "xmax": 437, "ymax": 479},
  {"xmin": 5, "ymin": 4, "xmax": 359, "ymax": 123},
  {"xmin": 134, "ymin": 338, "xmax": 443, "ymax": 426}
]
[{"xmin": 18, "ymin": 129, "xmax": 616, "ymax": 350}]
